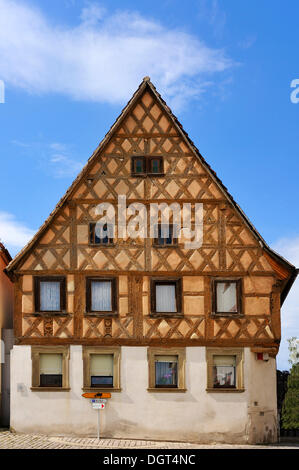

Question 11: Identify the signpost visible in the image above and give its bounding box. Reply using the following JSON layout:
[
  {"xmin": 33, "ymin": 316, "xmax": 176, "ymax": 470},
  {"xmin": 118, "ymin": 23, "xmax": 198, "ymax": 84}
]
[{"xmin": 82, "ymin": 394, "xmax": 110, "ymax": 440}]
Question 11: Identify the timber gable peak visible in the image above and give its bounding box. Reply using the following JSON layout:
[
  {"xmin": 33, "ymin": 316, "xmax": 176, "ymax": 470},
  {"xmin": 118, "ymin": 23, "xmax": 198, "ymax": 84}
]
[{"xmin": 5, "ymin": 77, "xmax": 296, "ymax": 291}]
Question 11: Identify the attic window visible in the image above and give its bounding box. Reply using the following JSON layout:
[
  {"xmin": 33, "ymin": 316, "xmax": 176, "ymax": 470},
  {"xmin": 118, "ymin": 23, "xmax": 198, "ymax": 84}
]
[
  {"xmin": 131, "ymin": 156, "xmax": 164, "ymax": 176},
  {"xmin": 89, "ymin": 223, "xmax": 114, "ymax": 245}
]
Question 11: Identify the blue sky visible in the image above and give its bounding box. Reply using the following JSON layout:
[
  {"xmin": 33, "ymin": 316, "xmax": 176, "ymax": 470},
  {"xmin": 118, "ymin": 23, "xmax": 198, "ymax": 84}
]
[{"xmin": 0, "ymin": 0, "xmax": 298, "ymax": 369}]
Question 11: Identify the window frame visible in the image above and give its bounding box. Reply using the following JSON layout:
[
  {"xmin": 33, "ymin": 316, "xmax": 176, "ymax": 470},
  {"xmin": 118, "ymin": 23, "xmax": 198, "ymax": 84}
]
[
  {"xmin": 153, "ymin": 223, "xmax": 178, "ymax": 247},
  {"xmin": 89, "ymin": 222, "xmax": 114, "ymax": 246},
  {"xmin": 212, "ymin": 279, "xmax": 242, "ymax": 316},
  {"xmin": 131, "ymin": 155, "xmax": 164, "ymax": 177},
  {"xmin": 147, "ymin": 347, "xmax": 186, "ymax": 392},
  {"xmin": 150, "ymin": 278, "xmax": 182, "ymax": 317},
  {"xmin": 86, "ymin": 277, "xmax": 118, "ymax": 316},
  {"xmin": 34, "ymin": 276, "xmax": 66, "ymax": 314},
  {"xmin": 206, "ymin": 348, "xmax": 244, "ymax": 393},
  {"xmin": 31, "ymin": 345, "xmax": 70, "ymax": 391},
  {"xmin": 82, "ymin": 346, "xmax": 121, "ymax": 392}
]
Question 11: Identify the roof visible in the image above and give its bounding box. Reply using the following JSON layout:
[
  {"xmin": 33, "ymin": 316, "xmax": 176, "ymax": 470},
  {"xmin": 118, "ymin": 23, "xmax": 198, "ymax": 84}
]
[
  {"xmin": 5, "ymin": 77, "xmax": 297, "ymax": 302},
  {"xmin": 0, "ymin": 242, "xmax": 12, "ymax": 266}
]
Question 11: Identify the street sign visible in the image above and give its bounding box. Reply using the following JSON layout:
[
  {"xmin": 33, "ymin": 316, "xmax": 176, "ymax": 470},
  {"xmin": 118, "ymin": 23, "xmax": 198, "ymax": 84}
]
[
  {"xmin": 91, "ymin": 399, "xmax": 107, "ymax": 404},
  {"xmin": 82, "ymin": 392, "xmax": 111, "ymax": 399},
  {"xmin": 92, "ymin": 402, "xmax": 105, "ymax": 410}
]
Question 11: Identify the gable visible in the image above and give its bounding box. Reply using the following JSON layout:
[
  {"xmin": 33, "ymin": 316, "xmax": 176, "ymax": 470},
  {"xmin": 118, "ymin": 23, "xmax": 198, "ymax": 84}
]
[{"xmin": 6, "ymin": 79, "xmax": 295, "ymax": 283}]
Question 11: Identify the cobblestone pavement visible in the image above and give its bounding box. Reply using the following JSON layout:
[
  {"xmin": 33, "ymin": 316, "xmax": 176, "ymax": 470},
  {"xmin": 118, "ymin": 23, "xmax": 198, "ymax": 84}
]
[{"xmin": 0, "ymin": 430, "xmax": 298, "ymax": 449}]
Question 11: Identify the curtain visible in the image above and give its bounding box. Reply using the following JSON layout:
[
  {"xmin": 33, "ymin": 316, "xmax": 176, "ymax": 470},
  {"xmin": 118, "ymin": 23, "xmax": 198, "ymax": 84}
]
[
  {"xmin": 213, "ymin": 355, "xmax": 236, "ymax": 387},
  {"xmin": 155, "ymin": 355, "xmax": 178, "ymax": 386},
  {"xmin": 156, "ymin": 284, "xmax": 177, "ymax": 312},
  {"xmin": 90, "ymin": 354, "xmax": 113, "ymax": 376},
  {"xmin": 216, "ymin": 282, "xmax": 237, "ymax": 313},
  {"xmin": 40, "ymin": 354, "xmax": 62, "ymax": 374},
  {"xmin": 40, "ymin": 281, "xmax": 60, "ymax": 311},
  {"xmin": 91, "ymin": 281, "xmax": 112, "ymax": 311}
]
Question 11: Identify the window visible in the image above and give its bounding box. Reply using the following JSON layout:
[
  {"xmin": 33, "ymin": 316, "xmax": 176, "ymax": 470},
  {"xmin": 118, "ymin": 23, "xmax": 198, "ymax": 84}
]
[
  {"xmin": 34, "ymin": 277, "xmax": 66, "ymax": 313},
  {"xmin": 155, "ymin": 355, "xmax": 178, "ymax": 388},
  {"xmin": 82, "ymin": 347, "xmax": 121, "ymax": 391},
  {"xmin": 131, "ymin": 156, "xmax": 146, "ymax": 175},
  {"xmin": 131, "ymin": 156, "xmax": 164, "ymax": 176},
  {"xmin": 148, "ymin": 348, "xmax": 186, "ymax": 392},
  {"xmin": 40, "ymin": 354, "xmax": 63, "ymax": 387},
  {"xmin": 212, "ymin": 280, "xmax": 242, "ymax": 315},
  {"xmin": 86, "ymin": 278, "xmax": 117, "ymax": 314},
  {"xmin": 31, "ymin": 346, "xmax": 70, "ymax": 391},
  {"xmin": 148, "ymin": 157, "xmax": 163, "ymax": 174},
  {"xmin": 89, "ymin": 222, "xmax": 114, "ymax": 245},
  {"xmin": 206, "ymin": 348, "xmax": 244, "ymax": 392},
  {"xmin": 154, "ymin": 224, "xmax": 178, "ymax": 246},
  {"xmin": 151, "ymin": 279, "xmax": 182, "ymax": 315},
  {"xmin": 90, "ymin": 354, "xmax": 114, "ymax": 387}
]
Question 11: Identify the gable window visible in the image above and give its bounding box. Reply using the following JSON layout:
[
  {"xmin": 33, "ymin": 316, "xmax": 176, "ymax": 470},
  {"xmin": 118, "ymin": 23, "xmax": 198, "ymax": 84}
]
[
  {"xmin": 206, "ymin": 348, "xmax": 244, "ymax": 393},
  {"xmin": 131, "ymin": 156, "xmax": 164, "ymax": 176},
  {"xmin": 213, "ymin": 280, "xmax": 241, "ymax": 315},
  {"xmin": 154, "ymin": 224, "xmax": 178, "ymax": 246},
  {"xmin": 148, "ymin": 348, "xmax": 186, "ymax": 392},
  {"xmin": 86, "ymin": 278, "xmax": 117, "ymax": 314},
  {"xmin": 34, "ymin": 277, "xmax": 66, "ymax": 313},
  {"xmin": 31, "ymin": 346, "xmax": 70, "ymax": 391},
  {"xmin": 131, "ymin": 156, "xmax": 146, "ymax": 175},
  {"xmin": 83, "ymin": 347, "xmax": 121, "ymax": 391},
  {"xmin": 148, "ymin": 156, "xmax": 163, "ymax": 175},
  {"xmin": 151, "ymin": 279, "xmax": 182, "ymax": 315},
  {"xmin": 89, "ymin": 222, "xmax": 114, "ymax": 245}
]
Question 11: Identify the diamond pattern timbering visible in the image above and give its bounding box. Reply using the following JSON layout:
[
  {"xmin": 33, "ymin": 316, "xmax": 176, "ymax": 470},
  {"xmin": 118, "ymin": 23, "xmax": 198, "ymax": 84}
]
[
  {"xmin": 144, "ymin": 316, "xmax": 205, "ymax": 340},
  {"xmin": 213, "ymin": 316, "xmax": 274, "ymax": 340},
  {"xmin": 22, "ymin": 316, "xmax": 74, "ymax": 338},
  {"xmin": 83, "ymin": 316, "xmax": 134, "ymax": 339}
]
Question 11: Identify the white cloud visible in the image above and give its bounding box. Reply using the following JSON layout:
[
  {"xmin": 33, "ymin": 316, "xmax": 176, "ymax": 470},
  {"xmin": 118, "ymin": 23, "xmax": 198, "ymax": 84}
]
[
  {"xmin": 0, "ymin": 0, "xmax": 233, "ymax": 109},
  {"xmin": 271, "ymin": 237, "xmax": 299, "ymax": 371},
  {"xmin": 0, "ymin": 212, "xmax": 35, "ymax": 255},
  {"xmin": 12, "ymin": 140, "xmax": 84, "ymax": 179}
]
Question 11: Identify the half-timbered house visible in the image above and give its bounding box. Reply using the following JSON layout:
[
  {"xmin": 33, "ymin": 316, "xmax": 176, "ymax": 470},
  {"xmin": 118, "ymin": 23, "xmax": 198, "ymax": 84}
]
[{"xmin": 5, "ymin": 77, "xmax": 297, "ymax": 443}]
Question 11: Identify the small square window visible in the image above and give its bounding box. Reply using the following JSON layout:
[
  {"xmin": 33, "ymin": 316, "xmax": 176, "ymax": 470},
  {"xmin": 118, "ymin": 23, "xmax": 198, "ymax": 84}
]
[
  {"xmin": 131, "ymin": 156, "xmax": 146, "ymax": 175},
  {"xmin": 89, "ymin": 223, "xmax": 114, "ymax": 245},
  {"xmin": 34, "ymin": 277, "xmax": 66, "ymax": 313},
  {"xmin": 154, "ymin": 224, "xmax": 178, "ymax": 246},
  {"xmin": 148, "ymin": 157, "xmax": 163, "ymax": 174},
  {"xmin": 151, "ymin": 279, "xmax": 182, "ymax": 315},
  {"xmin": 83, "ymin": 347, "xmax": 121, "ymax": 391},
  {"xmin": 86, "ymin": 278, "xmax": 117, "ymax": 314},
  {"xmin": 213, "ymin": 280, "xmax": 241, "ymax": 315}
]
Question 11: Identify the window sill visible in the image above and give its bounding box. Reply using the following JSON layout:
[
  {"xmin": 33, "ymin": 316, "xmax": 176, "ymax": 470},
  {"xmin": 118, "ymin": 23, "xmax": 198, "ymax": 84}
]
[
  {"xmin": 84, "ymin": 312, "xmax": 118, "ymax": 318},
  {"xmin": 210, "ymin": 313, "xmax": 244, "ymax": 319},
  {"xmin": 147, "ymin": 388, "xmax": 187, "ymax": 393},
  {"xmin": 206, "ymin": 388, "xmax": 245, "ymax": 393},
  {"xmin": 88, "ymin": 244, "xmax": 116, "ymax": 248},
  {"xmin": 152, "ymin": 245, "xmax": 178, "ymax": 249},
  {"xmin": 31, "ymin": 387, "xmax": 71, "ymax": 392},
  {"xmin": 150, "ymin": 313, "xmax": 184, "ymax": 319},
  {"xmin": 26, "ymin": 312, "xmax": 70, "ymax": 317},
  {"xmin": 82, "ymin": 388, "xmax": 121, "ymax": 393}
]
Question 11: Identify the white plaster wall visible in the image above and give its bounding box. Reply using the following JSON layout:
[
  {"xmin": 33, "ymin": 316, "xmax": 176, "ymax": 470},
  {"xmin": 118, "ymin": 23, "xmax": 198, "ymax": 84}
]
[{"xmin": 10, "ymin": 345, "xmax": 276, "ymax": 443}]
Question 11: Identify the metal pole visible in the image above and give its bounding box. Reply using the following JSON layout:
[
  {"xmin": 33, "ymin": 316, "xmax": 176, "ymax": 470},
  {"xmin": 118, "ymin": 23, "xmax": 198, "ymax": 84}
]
[{"xmin": 97, "ymin": 408, "xmax": 100, "ymax": 441}]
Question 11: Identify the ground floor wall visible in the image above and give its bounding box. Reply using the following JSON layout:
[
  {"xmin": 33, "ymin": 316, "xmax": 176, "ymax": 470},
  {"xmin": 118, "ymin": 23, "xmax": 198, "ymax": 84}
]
[
  {"xmin": 0, "ymin": 329, "xmax": 14, "ymax": 426},
  {"xmin": 10, "ymin": 345, "xmax": 277, "ymax": 444}
]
